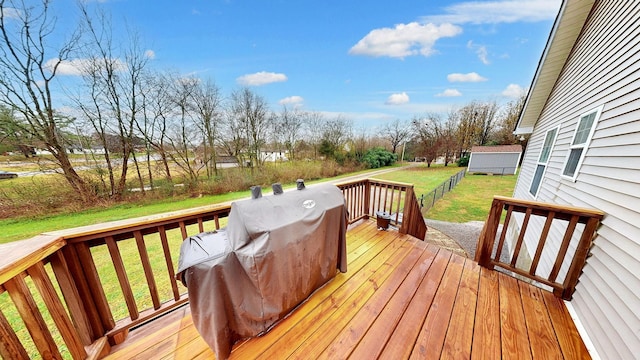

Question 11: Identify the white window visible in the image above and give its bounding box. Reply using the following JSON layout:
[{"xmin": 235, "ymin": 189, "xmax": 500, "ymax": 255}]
[
  {"xmin": 562, "ymin": 106, "xmax": 603, "ymax": 181},
  {"xmin": 529, "ymin": 127, "xmax": 558, "ymax": 197}
]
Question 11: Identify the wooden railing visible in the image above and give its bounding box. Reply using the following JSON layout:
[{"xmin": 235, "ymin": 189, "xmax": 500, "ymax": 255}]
[
  {"xmin": 336, "ymin": 178, "xmax": 427, "ymax": 239},
  {"xmin": 475, "ymin": 196, "xmax": 604, "ymax": 300},
  {"xmin": 0, "ymin": 179, "xmax": 427, "ymax": 359}
]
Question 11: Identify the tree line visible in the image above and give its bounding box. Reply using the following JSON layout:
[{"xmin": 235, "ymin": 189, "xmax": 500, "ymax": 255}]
[{"xmin": 0, "ymin": 0, "xmax": 525, "ymax": 203}]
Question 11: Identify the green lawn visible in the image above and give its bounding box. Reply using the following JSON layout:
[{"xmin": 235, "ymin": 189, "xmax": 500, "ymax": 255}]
[
  {"xmin": 425, "ymin": 173, "xmax": 518, "ymax": 222},
  {"xmin": 375, "ymin": 166, "xmax": 518, "ymax": 223}
]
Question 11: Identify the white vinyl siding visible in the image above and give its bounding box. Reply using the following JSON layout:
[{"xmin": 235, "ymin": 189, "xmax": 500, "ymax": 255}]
[
  {"xmin": 529, "ymin": 127, "xmax": 558, "ymax": 197},
  {"xmin": 512, "ymin": 0, "xmax": 640, "ymax": 359},
  {"xmin": 561, "ymin": 106, "xmax": 602, "ymax": 180}
]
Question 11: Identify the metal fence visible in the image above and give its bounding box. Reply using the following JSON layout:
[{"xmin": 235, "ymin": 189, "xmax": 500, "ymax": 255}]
[{"xmin": 419, "ymin": 169, "xmax": 467, "ymax": 212}]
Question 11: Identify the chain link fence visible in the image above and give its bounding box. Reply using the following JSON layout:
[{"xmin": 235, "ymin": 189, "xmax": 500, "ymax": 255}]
[{"xmin": 419, "ymin": 169, "xmax": 467, "ymax": 212}]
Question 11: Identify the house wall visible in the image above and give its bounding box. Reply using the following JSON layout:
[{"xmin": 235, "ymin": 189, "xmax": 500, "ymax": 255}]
[
  {"xmin": 513, "ymin": 1, "xmax": 640, "ymax": 358},
  {"xmin": 467, "ymin": 152, "xmax": 520, "ymax": 174}
]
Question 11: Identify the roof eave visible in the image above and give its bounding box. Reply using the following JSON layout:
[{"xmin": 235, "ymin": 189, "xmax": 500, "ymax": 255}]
[{"xmin": 515, "ymin": 0, "xmax": 596, "ymax": 135}]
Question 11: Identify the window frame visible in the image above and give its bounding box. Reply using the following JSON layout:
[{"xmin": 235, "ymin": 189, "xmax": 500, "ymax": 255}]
[
  {"xmin": 561, "ymin": 105, "xmax": 603, "ymax": 181},
  {"xmin": 529, "ymin": 126, "xmax": 559, "ymax": 198}
]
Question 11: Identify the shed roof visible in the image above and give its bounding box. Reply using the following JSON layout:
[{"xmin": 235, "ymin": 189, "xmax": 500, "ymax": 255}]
[{"xmin": 471, "ymin": 145, "xmax": 522, "ymax": 153}]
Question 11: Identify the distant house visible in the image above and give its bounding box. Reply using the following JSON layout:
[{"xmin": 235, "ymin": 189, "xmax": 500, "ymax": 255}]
[
  {"xmin": 467, "ymin": 145, "xmax": 522, "ymax": 175},
  {"xmin": 512, "ymin": 1, "xmax": 640, "ymax": 358},
  {"xmin": 259, "ymin": 149, "xmax": 288, "ymax": 162}
]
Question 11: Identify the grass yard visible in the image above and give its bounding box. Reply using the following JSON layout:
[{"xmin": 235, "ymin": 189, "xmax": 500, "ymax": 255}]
[
  {"xmin": 375, "ymin": 165, "xmax": 518, "ymax": 223},
  {"xmin": 425, "ymin": 173, "xmax": 518, "ymax": 222},
  {"xmin": 372, "ymin": 164, "xmax": 464, "ymax": 196}
]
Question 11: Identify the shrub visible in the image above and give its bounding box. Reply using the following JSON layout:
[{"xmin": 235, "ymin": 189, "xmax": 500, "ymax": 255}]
[
  {"xmin": 362, "ymin": 147, "xmax": 397, "ymax": 169},
  {"xmin": 457, "ymin": 155, "xmax": 470, "ymax": 167}
]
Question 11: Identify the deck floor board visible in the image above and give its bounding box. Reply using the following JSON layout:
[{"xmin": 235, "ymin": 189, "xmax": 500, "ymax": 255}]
[{"xmin": 105, "ymin": 221, "xmax": 590, "ymax": 359}]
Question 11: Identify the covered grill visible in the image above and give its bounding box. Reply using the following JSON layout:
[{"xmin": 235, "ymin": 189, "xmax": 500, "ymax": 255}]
[{"xmin": 176, "ymin": 183, "xmax": 348, "ymax": 359}]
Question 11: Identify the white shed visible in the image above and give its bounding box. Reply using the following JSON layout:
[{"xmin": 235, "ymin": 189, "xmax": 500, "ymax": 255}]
[{"xmin": 467, "ymin": 145, "xmax": 522, "ymax": 175}]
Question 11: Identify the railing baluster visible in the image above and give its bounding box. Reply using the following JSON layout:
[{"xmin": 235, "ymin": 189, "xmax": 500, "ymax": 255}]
[
  {"xmin": 75, "ymin": 243, "xmax": 115, "ymax": 331},
  {"xmin": 179, "ymin": 221, "xmax": 188, "ymax": 240},
  {"xmin": 198, "ymin": 218, "xmax": 204, "ymax": 233},
  {"xmin": 529, "ymin": 211, "xmax": 555, "ymax": 275},
  {"xmin": 5, "ymin": 273, "xmax": 61, "ymax": 359},
  {"xmin": 158, "ymin": 226, "xmax": 181, "ymax": 301},
  {"xmin": 214, "ymin": 214, "xmax": 220, "ymax": 230},
  {"xmin": 49, "ymin": 251, "xmax": 93, "ymax": 346},
  {"xmin": 548, "ymin": 215, "xmax": 580, "ymax": 282},
  {"xmin": 27, "ymin": 262, "xmax": 87, "ymax": 359},
  {"xmin": 510, "ymin": 208, "xmax": 533, "ymax": 267},
  {"xmin": 364, "ymin": 181, "xmax": 371, "ymax": 219},
  {"xmin": 106, "ymin": 236, "xmax": 139, "ymax": 320},
  {"xmin": 493, "ymin": 205, "xmax": 514, "ymax": 263},
  {"xmin": 62, "ymin": 245, "xmax": 104, "ymax": 339},
  {"xmin": 134, "ymin": 231, "xmax": 161, "ymax": 309},
  {"xmin": 0, "ymin": 302, "xmax": 30, "ymax": 360}
]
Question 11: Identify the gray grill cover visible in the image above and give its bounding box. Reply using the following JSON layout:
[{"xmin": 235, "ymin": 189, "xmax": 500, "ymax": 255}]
[{"xmin": 176, "ymin": 184, "xmax": 348, "ymax": 359}]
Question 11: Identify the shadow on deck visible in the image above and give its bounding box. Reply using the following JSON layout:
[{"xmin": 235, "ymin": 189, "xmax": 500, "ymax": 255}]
[{"xmin": 105, "ymin": 221, "xmax": 589, "ymax": 359}]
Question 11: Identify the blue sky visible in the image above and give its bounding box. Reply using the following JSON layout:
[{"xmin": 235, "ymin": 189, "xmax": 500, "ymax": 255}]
[{"xmin": 38, "ymin": 0, "xmax": 561, "ymax": 129}]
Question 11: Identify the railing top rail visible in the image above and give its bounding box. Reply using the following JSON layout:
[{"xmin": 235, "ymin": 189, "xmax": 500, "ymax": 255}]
[
  {"xmin": 492, "ymin": 195, "xmax": 605, "ymax": 219},
  {"xmin": 0, "ymin": 234, "xmax": 64, "ymax": 285},
  {"xmin": 46, "ymin": 203, "xmax": 233, "ymax": 241},
  {"xmin": 367, "ymin": 178, "xmax": 414, "ymax": 188},
  {"xmin": 335, "ymin": 178, "xmax": 414, "ymax": 189}
]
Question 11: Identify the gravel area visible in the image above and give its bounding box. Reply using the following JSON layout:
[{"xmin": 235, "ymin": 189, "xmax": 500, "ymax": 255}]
[{"xmin": 425, "ymin": 219, "xmax": 488, "ymax": 259}]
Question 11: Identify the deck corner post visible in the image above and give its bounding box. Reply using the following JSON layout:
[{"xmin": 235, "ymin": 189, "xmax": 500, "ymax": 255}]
[
  {"xmin": 475, "ymin": 197, "xmax": 504, "ymax": 269},
  {"xmin": 561, "ymin": 216, "xmax": 601, "ymax": 300}
]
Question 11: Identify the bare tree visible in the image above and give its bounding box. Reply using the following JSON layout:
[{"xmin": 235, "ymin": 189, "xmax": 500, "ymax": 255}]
[
  {"xmin": 475, "ymin": 100, "xmax": 499, "ymax": 146},
  {"xmin": 278, "ymin": 106, "xmax": 303, "ymax": 160},
  {"xmin": 412, "ymin": 114, "xmax": 440, "ymax": 167},
  {"xmin": 493, "ymin": 93, "xmax": 526, "ymax": 145},
  {"xmin": 137, "ymin": 71, "xmax": 174, "ymax": 183},
  {"xmin": 192, "ymin": 79, "xmax": 222, "ymax": 178},
  {"xmin": 0, "ymin": 0, "xmax": 91, "ymax": 198},
  {"xmin": 229, "ymin": 88, "xmax": 270, "ymax": 171},
  {"xmin": 166, "ymin": 75, "xmax": 201, "ymax": 183},
  {"xmin": 319, "ymin": 115, "xmax": 352, "ymax": 160},
  {"xmin": 381, "ymin": 119, "xmax": 410, "ymax": 154},
  {"xmin": 76, "ymin": 5, "xmax": 150, "ymax": 198},
  {"xmin": 301, "ymin": 110, "xmax": 325, "ymax": 159},
  {"xmin": 440, "ymin": 110, "xmax": 459, "ymax": 165}
]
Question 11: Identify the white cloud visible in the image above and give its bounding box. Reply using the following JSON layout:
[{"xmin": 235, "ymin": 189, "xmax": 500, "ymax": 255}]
[
  {"xmin": 236, "ymin": 71, "xmax": 288, "ymax": 86},
  {"xmin": 44, "ymin": 58, "xmax": 127, "ymax": 76},
  {"xmin": 279, "ymin": 96, "xmax": 304, "ymax": 106},
  {"xmin": 422, "ymin": 0, "xmax": 561, "ymax": 25},
  {"xmin": 385, "ymin": 92, "xmax": 410, "ymax": 105},
  {"xmin": 144, "ymin": 50, "xmax": 156, "ymax": 60},
  {"xmin": 467, "ymin": 40, "xmax": 489, "ymax": 65},
  {"xmin": 436, "ymin": 89, "xmax": 462, "ymax": 97},
  {"xmin": 349, "ymin": 22, "xmax": 462, "ymax": 58},
  {"xmin": 502, "ymin": 83, "xmax": 526, "ymax": 98},
  {"xmin": 447, "ymin": 72, "xmax": 488, "ymax": 82},
  {"xmin": 1, "ymin": 6, "xmax": 20, "ymax": 18}
]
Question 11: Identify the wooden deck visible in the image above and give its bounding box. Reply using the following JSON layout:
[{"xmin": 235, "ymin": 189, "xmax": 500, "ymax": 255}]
[{"xmin": 105, "ymin": 221, "xmax": 590, "ymax": 359}]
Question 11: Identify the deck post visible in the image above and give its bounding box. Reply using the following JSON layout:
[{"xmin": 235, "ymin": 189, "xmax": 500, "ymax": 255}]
[
  {"xmin": 364, "ymin": 180, "xmax": 371, "ymax": 220},
  {"xmin": 561, "ymin": 216, "xmax": 601, "ymax": 300},
  {"xmin": 475, "ymin": 197, "xmax": 505, "ymax": 269}
]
